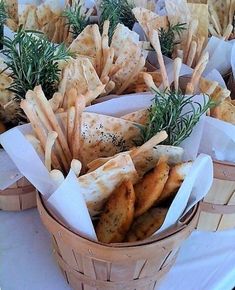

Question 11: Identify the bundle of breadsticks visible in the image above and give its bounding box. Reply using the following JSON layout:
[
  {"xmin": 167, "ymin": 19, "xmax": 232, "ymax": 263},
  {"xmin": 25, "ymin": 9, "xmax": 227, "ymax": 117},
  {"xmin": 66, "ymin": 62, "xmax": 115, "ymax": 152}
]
[
  {"xmin": 132, "ymin": 1, "xmax": 208, "ymax": 69},
  {"xmin": 4, "ymin": 0, "xmax": 93, "ymax": 44}
]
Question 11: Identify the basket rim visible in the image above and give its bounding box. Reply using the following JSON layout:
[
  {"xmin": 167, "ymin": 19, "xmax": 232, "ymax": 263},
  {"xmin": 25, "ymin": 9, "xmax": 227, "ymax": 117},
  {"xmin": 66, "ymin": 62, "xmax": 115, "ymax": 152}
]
[
  {"xmin": 213, "ymin": 159, "xmax": 235, "ymax": 181},
  {"xmin": 200, "ymin": 201, "xmax": 235, "ymax": 214},
  {"xmin": 37, "ymin": 193, "xmax": 199, "ymax": 249},
  {"xmin": 213, "ymin": 159, "xmax": 235, "ymax": 167}
]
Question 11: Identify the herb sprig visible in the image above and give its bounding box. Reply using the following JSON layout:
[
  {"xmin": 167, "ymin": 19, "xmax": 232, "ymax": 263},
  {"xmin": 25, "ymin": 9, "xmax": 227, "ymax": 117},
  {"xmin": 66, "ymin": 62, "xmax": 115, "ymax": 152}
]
[
  {"xmin": 139, "ymin": 90, "xmax": 215, "ymax": 146},
  {"xmin": 0, "ymin": 0, "xmax": 7, "ymax": 27},
  {"xmin": 99, "ymin": 0, "xmax": 136, "ymax": 39},
  {"xmin": 2, "ymin": 27, "xmax": 70, "ymax": 101},
  {"xmin": 64, "ymin": 2, "xmax": 90, "ymax": 38},
  {"xmin": 159, "ymin": 23, "xmax": 186, "ymax": 57}
]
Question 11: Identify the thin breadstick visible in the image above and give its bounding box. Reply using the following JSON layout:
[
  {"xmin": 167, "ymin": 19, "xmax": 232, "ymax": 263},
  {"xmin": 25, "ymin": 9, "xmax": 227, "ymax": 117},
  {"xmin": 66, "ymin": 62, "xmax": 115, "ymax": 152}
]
[
  {"xmin": 142, "ymin": 72, "xmax": 160, "ymax": 93},
  {"xmin": 173, "ymin": 58, "xmax": 182, "ymax": 92},
  {"xmin": 101, "ymin": 76, "xmax": 110, "ymax": 85},
  {"xmin": 67, "ymin": 87, "xmax": 78, "ymax": 108},
  {"xmin": 185, "ymin": 82, "xmax": 195, "ymax": 95},
  {"xmin": 102, "ymin": 20, "xmax": 110, "ymax": 49},
  {"xmin": 130, "ymin": 131, "xmax": 168, "ymax": 159},
  {"xmin": 186, "ymin": 52, "xmax": 209, "ymax": 94},
  {"xmin": 148, "ymin": 28, "xmax": 169, "ymax": 89},
  {"xmin": 183, "ymin": 19, "xmax": 198, "ymax": 63},
  {"xmin": 229, "ymin": 0, "xmax": 235, "ymax": 26},
  {"xmin": 195, "ymin": 36, "xmax": 205, "ymax": 64},
  {"xmin": 101, "ymin": 20, "xmax": 110, "ymax": 70},
  {"xmin": 72, "ymin": 95, "xmax": 86, "ymax": 160},
  {"xmin": 186, "ymin": 40, "xmax": 197, "ymax": 67},
  {"xmin": 92, "ymin": 24, "xmax": 102, "ymax": 76},
  {"xmin": 177, "ymin": 50, "xmax": 184, "ymax": 61},
  {"xmin": 34, "ymin": 86, "xmax": 72, "ymax": 168},
  {"xmin": 56, "ymin": 108, "xmax": 65, "ymax": 114},
  {"xmin": 49, "ymin": 92, "xmax": 63, "ymax": 112},
  {"xmin": 45, "ymin": 131, "xmax": 58, "ymax": 171},
  {"xmin": 116, "ymin": 56, "xmax": 146, "ymax": 95},
  {"xmin": 205, "ymin": 81, "xmax": 218, "ymax": 95},
  {"xmin": 50, "ymin": 169, "xmax": 65, "ymax": 187},
  {"xmin": 102, "ymin": 80, "xmax": 115, "ymax": 96},
  {"xmin": 209, "ymin": 24, "xmax": 219, "ymax": 37},
  {"xmin": 84, "ymin": 84, "xmax": 106, "ymax": 104},
  {"xmin": 223, "ymin": 24, "xmax": 233, "ymax": 40},
  {"xmin": 67, "ymin": 106, "xmax": 75, "ymax": 152},
  {"xmin": 101, "ymin": 47, "xmax": 114, "ymax": 82},
  {"xmin": 109, "ymin": 63, "xmax": 123, "ymax": 77},
  {"xmin": 209, "ymin": 7, "xmax": 222, "ymax": 35},
  {"xmin": 71, "ymin": 159, "xmax": 82, "ymax": 177},
  {"xmin": 223, "ymin": 0, "xmax": 230, "ymax": 31},
  {"xmin": 25, "ymin": 134, "xmax": 44, "ymax": 156}
]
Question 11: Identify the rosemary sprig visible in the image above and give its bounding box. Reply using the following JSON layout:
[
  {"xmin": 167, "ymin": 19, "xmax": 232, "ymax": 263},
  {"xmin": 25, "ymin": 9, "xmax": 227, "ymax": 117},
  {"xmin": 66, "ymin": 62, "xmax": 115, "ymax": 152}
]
[
  {"xmin": 2, "ymin": 27, "xmax": 70, "ymax": 101},
  {"xmin": 159, "ymin": 23, "xmax": 186, "ymax": 57},
  {"xmin": 99, "ymin": 0, "xmax": 136, "ymax": 39},
  {"xmin": 64, "ymin": 1, "xmax": 90, "ymax": 38},
  {"xmin": 139, "ymin": 90, "xmax": 215, "ymax": 146},
  {"xmin": 0, "ymin": 0, "xmax": 7, "ymax": 27}
]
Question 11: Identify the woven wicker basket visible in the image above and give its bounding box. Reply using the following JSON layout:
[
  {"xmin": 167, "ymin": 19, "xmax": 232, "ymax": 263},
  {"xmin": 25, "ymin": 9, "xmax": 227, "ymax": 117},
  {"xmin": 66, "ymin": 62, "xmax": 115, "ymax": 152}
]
[
  {"xmin": 0, "ymin": 177, "xmax": 36, "ymax": 211},
  {"xmin": 197, "ymin": 160, "xmax": 235, "ymax": 231},
  {"xmin": 37, "ymin": 194, "xmax": 199, "ymax": 290}
]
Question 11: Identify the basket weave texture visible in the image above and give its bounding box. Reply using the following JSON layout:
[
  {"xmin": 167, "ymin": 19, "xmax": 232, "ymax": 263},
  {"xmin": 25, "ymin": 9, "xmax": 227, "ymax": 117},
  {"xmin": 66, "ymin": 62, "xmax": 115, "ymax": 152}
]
[
  {"xmin": 0, "ymin": 177, "xmax": 36, "ymax": 211},
  {"xmin": 197, "ymin": 160, "xmax": 235, "ymax": 231},
  {"xmin": 37, "ymin": 194, "xmax": 199, "ymax": 290}
]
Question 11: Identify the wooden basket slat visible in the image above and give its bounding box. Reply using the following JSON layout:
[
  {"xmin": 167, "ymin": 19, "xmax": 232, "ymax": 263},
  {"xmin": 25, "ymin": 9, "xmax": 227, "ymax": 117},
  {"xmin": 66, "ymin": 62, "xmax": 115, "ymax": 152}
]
[
  {"xmin": 92, "ymin": 259, "xmax": 110, "ymax": 281},
  {"xmin": 109, "ymin": 262, "xmax": 136, "ymax": 282},
  {"xmin": 0, "ymin": 177, "xmax": 36, "ymax": 211},
  {"xmin": 37, "ymin": 194, "xmax": 199, "ymax": 290},
  {"xmin": 197, "ymin": 161, "xmax": 235, "ymax": 231},
  {"xmin": 74, "ymin": 252, "xmax": 85, "ymax": 274},
  {"xmin": 133, "ymin": 259, "xmax": 147, "ymax": 279},
  {"xmin": 54, "ymin": 236, "xmax": 80, "ymax": 272},
  {"xmin": 217, "ymin": 191, "xmax": 235, "ymax": 230},
  {"xmin": 82, "ymin": 256, "xmax": 97, "ymax": 280}
]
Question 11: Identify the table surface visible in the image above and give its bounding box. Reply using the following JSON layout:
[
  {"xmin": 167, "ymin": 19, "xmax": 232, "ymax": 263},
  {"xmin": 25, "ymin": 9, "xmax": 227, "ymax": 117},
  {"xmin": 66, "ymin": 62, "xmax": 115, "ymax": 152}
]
[{"xmin": 1, "ymin": 208, "xmax": 235, "ymax": 290}]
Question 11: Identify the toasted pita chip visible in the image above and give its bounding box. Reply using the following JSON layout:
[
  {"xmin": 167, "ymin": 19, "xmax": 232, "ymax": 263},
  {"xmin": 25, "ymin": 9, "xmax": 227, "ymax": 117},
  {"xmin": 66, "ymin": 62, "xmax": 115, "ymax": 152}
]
[
  {"xmin": 187, "ymin": 3, "xmax": 209, "ymax": 42},
  {"xmin": 165, "ymin": 0, "xmax": 191, "ymax": 27},
  {"xmin": 111, "ymin": 24, "xmax": 140, "ymax": 59},
  {"xmin": 69, "ymin": 25, "xmax": 96, "ymax": 58},
  {"xmin": 59, "ymin": 58, "xmax": 105, "ymax": 105},
  {"xmin": 122, "ymin": 109, "xmax": 148, "ymax": 125},
  {"xmin": 157, "ymin": 161, "xmax": 192, "ymax": 204},
  {"xmin": 5, "ymin": 0, "xmax": 18, "ymax": 22},
  {"xmin": 96, "ymin": 180, "xmax": 135, "ymax": 243},
  {"xmin": 212, "ymin": 100, "xmax": 235, "ymax": 125},
  {"xmin": 43, "ymin": 0, "xmax": 65, "ymax": 15},
  {"xmin": 24, "ymin": 5, "xmax": 39, "ymax": 30},
  {"xmin": 36, "ymin": 4, "xmax": 53, "ymax": 27},
  {"xmin": 78, "ymin": 154, "xmax": 138, "ymax": 216},
  {"xmin": 132, "ymin": 7, "xmax": 168, "ymax": 38},
  {"xmin": 208, "ymin": 0, "xmax": 228, "ymax": 30},
  {"xmin": 59, "ymin": 111, "xmax": 142, "ymax": 166},
  {"xmin": 111, "ymin": 39, "xmax": 146, "ymax": 92},
  {"xmin": 125, "ymin": 207, "xmax": 168, "ymax": 242},
  {"xmin": 0, "ymin": 73, "xmax": 18, "ymax": 123},
  {"xmin": 134, "ymin": 157, "xmax": 170, "ymax": 217}
]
